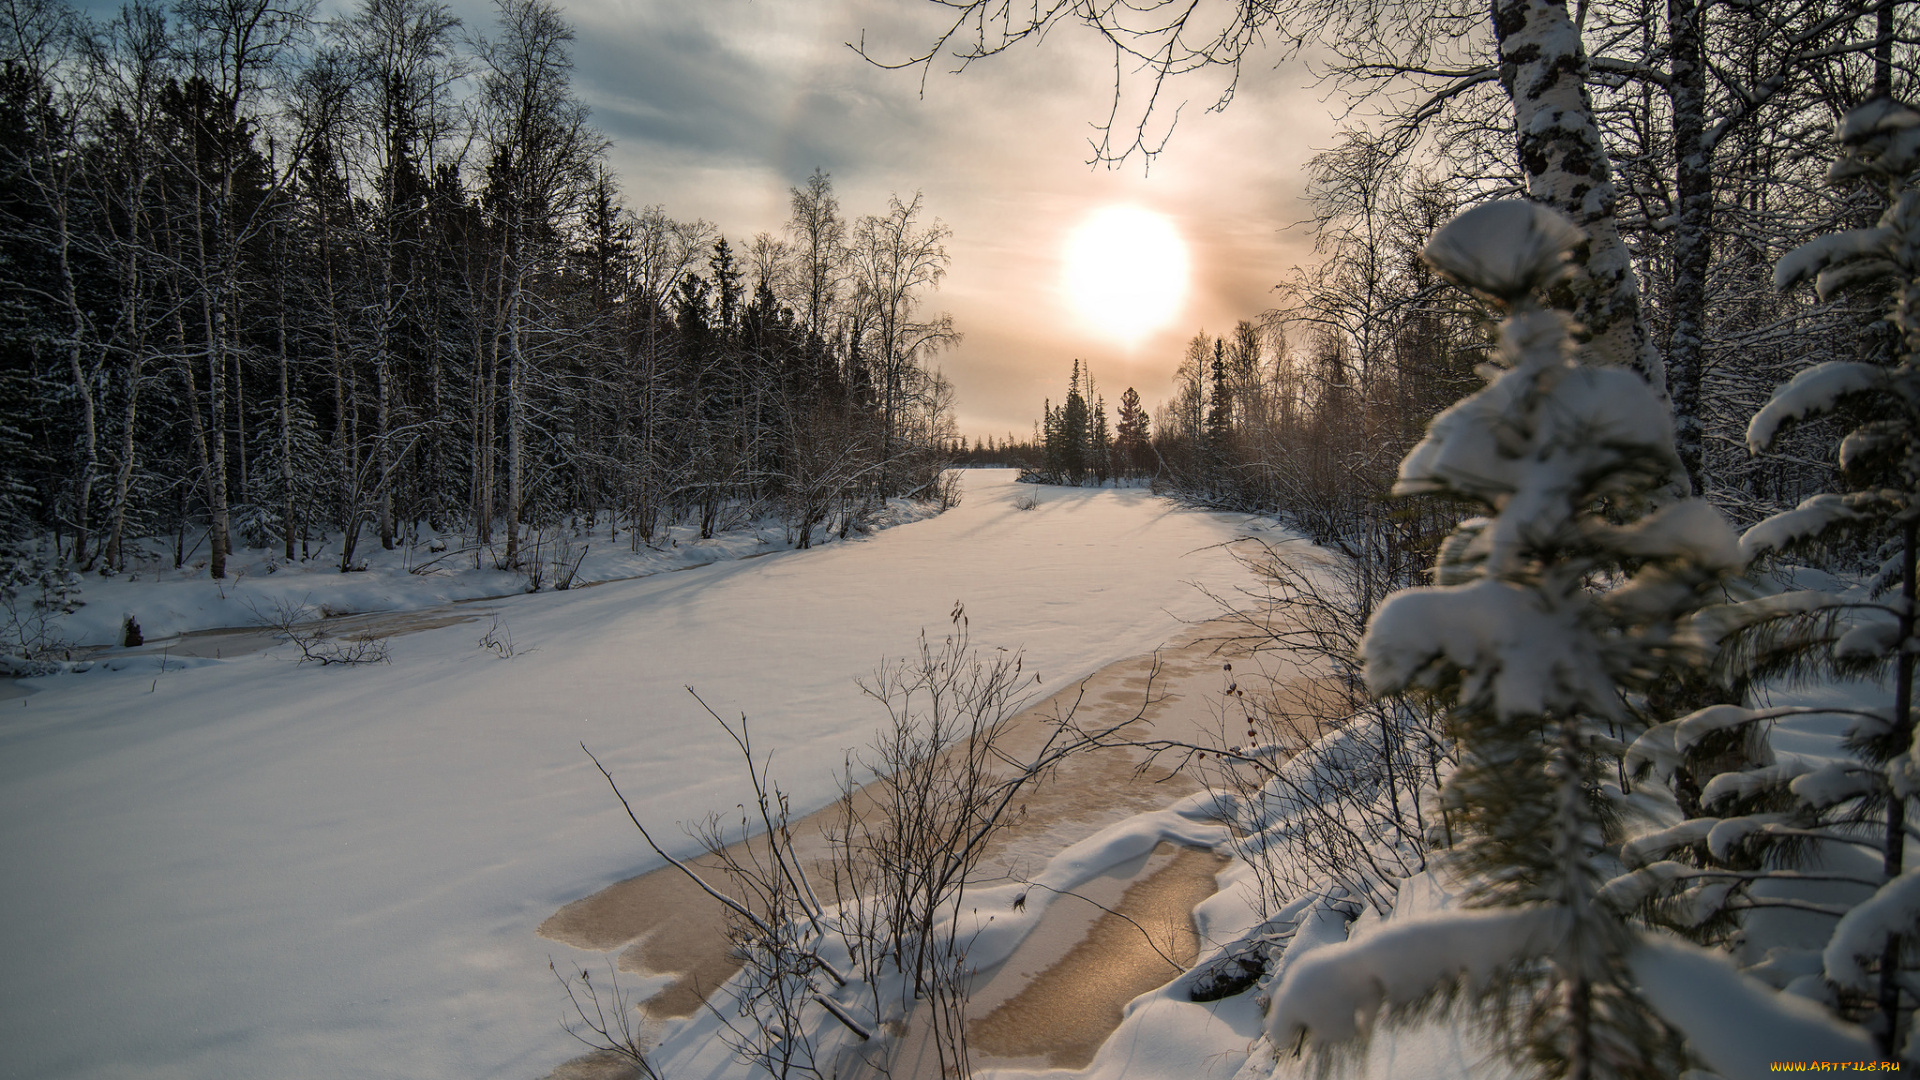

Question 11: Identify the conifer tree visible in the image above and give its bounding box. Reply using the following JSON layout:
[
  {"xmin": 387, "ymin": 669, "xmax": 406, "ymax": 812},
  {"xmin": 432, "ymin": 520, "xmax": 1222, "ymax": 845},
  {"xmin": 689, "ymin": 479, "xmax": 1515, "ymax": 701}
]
[
  {"xmin": 1115, "ymin": 386, "xmax": 1148, "ymax": 478},
  {"xmin": 1713, "ymin": 98, "xmax": 1920, "ymax": 1058},
  {"xmin": 1091, "ymin": 395, "xmax": 1110, "ymax": 484},
  {"xmin": 1268, "ymin": 200, "xmax": 1744, "ymax": 1079},
  {"xmin": 1206, "ymin": 336, "xmax": 1232, "ymax": 468}
]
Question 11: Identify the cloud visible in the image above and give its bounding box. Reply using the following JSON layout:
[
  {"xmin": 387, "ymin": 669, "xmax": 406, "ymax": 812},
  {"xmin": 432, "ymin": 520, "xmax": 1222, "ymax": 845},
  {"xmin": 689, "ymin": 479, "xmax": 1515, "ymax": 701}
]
[{"xmin": 316, "ymin": 0, "xmax": 1349, "ymax": 435}]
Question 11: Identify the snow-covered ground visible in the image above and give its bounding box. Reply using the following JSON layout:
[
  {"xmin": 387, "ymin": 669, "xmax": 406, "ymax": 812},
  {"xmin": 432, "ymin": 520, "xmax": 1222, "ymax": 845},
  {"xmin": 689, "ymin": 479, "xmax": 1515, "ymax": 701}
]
[
  {"xmin": 24, "ymin": 493, "xmax": 947, "ymax": 651},
  {"xmin": 0, "ymin": 470, "xmax": 1286, "ymax": 1080}
]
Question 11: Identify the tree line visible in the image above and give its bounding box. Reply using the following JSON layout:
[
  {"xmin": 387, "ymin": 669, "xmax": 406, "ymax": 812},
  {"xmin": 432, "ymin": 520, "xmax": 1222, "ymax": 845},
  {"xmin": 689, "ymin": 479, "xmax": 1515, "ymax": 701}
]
[{"xmin": 0, "ymin": 0, "xmax": 962, "ymax": 579}]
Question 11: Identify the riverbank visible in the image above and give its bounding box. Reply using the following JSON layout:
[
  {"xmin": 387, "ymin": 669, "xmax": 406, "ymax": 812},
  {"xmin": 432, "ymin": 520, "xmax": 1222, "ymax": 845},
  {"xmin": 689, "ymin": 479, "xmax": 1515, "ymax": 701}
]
[{"xmin": 540, "ymin": 606, "xmax": 1323, "ymax": 1079}]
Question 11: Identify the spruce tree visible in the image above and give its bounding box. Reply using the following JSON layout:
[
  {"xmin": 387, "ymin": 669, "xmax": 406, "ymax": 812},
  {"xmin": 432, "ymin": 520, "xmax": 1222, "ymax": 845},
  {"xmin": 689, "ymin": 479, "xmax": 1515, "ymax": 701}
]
[
  {"xmin": 1206, "ymin": 336, "xmax": 1232, "ymax": 473},
  {"xmin": 1269, "ymin": 200, "xmax": 1743, "ymax": 1079},
  {"xmin": 1115, "ymin": 386, "xmax": 1148, "ymax": 478},
  {"xmin": 1715, "ymin": 98, "xmax": 1920, "ymax": 1058}
]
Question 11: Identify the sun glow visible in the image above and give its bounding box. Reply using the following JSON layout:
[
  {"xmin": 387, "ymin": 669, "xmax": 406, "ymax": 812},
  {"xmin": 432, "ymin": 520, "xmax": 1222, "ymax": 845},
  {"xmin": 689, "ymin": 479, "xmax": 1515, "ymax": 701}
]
[{"xmin": 1062, "ymin": 205, "xmax": 1190, "ymax": 346}]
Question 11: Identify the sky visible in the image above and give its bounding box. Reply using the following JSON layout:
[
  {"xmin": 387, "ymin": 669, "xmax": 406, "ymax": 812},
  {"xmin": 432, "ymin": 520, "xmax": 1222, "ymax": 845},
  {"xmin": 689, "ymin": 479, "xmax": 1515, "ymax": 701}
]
[
  {"xmin": 535, "ymin": 0, "xmax": 1344, "ymax": 441},
  {"xmin": 71, "ymin": 0, "xmax": 1347, "ymax": 440}
]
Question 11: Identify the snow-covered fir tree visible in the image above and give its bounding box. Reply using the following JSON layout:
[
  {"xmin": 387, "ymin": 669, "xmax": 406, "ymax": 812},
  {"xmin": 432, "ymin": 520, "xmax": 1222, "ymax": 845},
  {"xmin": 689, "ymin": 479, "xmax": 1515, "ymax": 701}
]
[
  {"xmin": 1268, "ymin": 199, "xmax": 1747, "ymax": 1079},
  {"xmin": 1695, "ymin": 97, "xmax": 1920, "ymax": 1059}
]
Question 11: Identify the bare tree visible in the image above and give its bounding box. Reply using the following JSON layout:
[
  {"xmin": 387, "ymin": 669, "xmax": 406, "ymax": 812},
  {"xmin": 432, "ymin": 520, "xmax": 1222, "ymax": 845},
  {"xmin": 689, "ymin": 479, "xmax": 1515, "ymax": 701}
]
[
  {"xmin": 170, "ymin": 0, "xmax": 318, "ymax": 578},
  {"xmin": 79, "ymin": 0, "xmax": 173, "ymax": 571},
  {"xmin": 475, "ymin": 0, "xmax": 601, "ymax": 568},
  {"xmin": 331, "ymin": 0, "xmax": 465, "ymax": 550},
  {"xmin": 784, "ymin": 168, "xmax": 843, "ymax": 345},
  {"xmin": 850, "ymin": 191, "xmax": 957, "ymax": 496}
]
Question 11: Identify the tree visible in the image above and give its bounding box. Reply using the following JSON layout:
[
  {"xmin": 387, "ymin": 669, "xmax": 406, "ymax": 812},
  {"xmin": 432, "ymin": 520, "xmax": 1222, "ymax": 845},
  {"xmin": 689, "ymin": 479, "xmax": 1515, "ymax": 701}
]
[
  {"xmin": 332, "ymin": 0, "xmax": 464, "ymax": 550},
  {"xmin": 1090, "ymin": 393, "xmax": 1111, "ymax": 484},
  {"xmin": 1717, "ymin": 98, "xmax": 1920, "ymax": 1058},
  {"xmin": 1050, "ymin": 361, "xmax": 1089, "ymax": 484},
  {"xmin": 476, "ymin": 0, "xmax": 600, "ymax": 568},
  {"xmin": 79, "ymin": 0, "xmax": 174, "ymax": 570},
  {"xmin": 1205, "ymin": 336, "xmax": 1232, "ymax": 466},
  {"xmin": 169, "ymin": 0, "xmax": 318, "ymax": 578},
  {"xmin": 850, "ymin": 190, "xmax": 956, "ymax": 495},
  {"xmin": 0, "ymin": 0, "xmax": 967, "ymax": 590},
  {"xmin": 1114, "ymin": 385, "xmax": 1148, "ymax": 477},
  {"xmin": 784, "ymin": 167, "xmax": 843, "ymax": 345},
  {"xmin": 1271, "ymin": 201, "xmax": 1743, "ymax": 1077}
]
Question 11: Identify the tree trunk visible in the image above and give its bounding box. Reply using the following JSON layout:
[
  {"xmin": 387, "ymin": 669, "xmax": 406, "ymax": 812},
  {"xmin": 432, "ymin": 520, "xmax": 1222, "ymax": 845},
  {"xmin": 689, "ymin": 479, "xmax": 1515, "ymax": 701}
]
[
  {"xmin": 504, "ymin": 260, "xmax": 525, "ymax": 568},
  {"xmin": 176, "ymin": 315, "xmax": 215, "ymax": 575},
  {"xmin": 377, "ymin": 231, "xmax": 396, "ymax": 549},
  {"xmin": 278, "ymin": 263, "xmax": 296, "ymax": 562},
  {"xmin": 1878, "ymin": 518, "xmax": 1917, "ymax": 1055},
  {"xmin": 1874, "ymin": 0, "xmax": 1894, "ymax": 99},
  {"xmin": 104, "ymin": 150, "xmax": 154, "ymax": 573},
  {"xmin": 205, "ymin": 301, "xmax": 232, "ymax": 579},
  {"xmin": 105, "ymin": 346, "xmax": 141, "ymax": 572},
  {"xmin": 1491, "ymin": 0, "xmax": 1665, "ymax": 396},
  {"xmin": 51, "ymin": 188, "xmax": 100, "ymax": 569},
  {"xmin": 234, "ymin": 328, "xmax": 248, "ymax": 505},
  {"xmin": 1666, "ymin": 0, "xmax": 1711, "ymax": 495},
  {"xmin": 376, "ymin": 347, "xmax": 393, "ymax": 550},
  {"xmin": 319, "ymin": 207, "xmax": 363, "ymax": 574}
]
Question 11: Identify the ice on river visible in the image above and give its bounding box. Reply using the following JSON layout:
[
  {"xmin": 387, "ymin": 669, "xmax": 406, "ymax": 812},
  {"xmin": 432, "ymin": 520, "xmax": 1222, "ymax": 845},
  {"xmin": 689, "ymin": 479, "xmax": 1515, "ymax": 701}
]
[{"xmin": 0, "ymin": 471, "xmax": 1282, "ymax": 1080}]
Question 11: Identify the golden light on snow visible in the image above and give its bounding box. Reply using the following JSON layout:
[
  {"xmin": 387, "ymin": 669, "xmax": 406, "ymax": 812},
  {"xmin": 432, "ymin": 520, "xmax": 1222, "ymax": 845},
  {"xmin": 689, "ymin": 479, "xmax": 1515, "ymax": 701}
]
[{"xmin": 1061, "ymin": 205, "xmax": 1189, "ymax": 346}]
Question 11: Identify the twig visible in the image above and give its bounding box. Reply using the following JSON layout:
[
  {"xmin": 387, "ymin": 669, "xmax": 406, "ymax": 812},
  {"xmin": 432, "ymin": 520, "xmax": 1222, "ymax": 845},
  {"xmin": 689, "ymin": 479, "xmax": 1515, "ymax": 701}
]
[{"xmin": 1014, "ymin": 879, "xmax": 1187, "ymax": 972}]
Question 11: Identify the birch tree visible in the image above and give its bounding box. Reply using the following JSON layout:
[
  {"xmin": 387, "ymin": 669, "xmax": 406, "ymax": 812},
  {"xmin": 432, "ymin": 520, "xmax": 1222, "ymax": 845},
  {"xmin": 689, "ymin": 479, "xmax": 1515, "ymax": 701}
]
[
  {"xmin": 332, "ymin": 0, "xmax": 462, "ymax": 550},
  {"xmin": 0, "ymin": 0, "xmax": 97, "ymax": 565},
  {"xmin": 171, "ymin": 0, "xmax": 314, "ymax": 577},
  {"xmin": 80, "ymin": 1, "xmax": 172, "ymax": 571},
  {"xmin": 475, "ymin": 0, "xmax": 598, "ymax": 568},
  {"xmin": 850, "ymin": 190, "xmax": 955, "ymax": 496}
]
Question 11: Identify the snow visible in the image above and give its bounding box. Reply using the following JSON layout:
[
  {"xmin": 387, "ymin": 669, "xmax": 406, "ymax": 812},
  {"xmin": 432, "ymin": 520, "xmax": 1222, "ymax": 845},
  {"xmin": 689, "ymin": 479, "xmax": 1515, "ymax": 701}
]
[
  {"xmin": 1706, "ymin": 812, "xmax": 1793, "ymax": 861},
  {"xmin": 1619, "ymin": 820, "xmax": 1716, "ymax": 868},
  {"xmin": 1363, "ymin": 577, "xmax": 1617, "ymax": 719},
  {"xmin": 1393, "ymin": 324, "xmax": 1678, "ymax": 520},
  {"xmin": 1773, "ymin": 229, "xmax": 1893, "ymax": 294},
  {"xmin": 1840, "ymin": 98, "xmax": 1920, "ymax": 142},
  {"xmin": 644, "ymin": 790, "xmax": 1246, "ymax": 1079},
  {"xmin": 34, "ymin": 497, "xmax": 948, "ymax": 649},
  {"xmin": 1606, "ymin": 499, "xmax": 1742, "ymax": 571},
  {"xmin": 1738, "ymin": 493, "xmax": 1866, "ymax": 562},
  {"xmin": 1631, "ymin": 935, "xmax": 1878, "ymax": 1074},
  {"xmin": 1598, "ymin": 859, "xmax": 1695, "ymax": 910},
  {"xmin": 0, "ymin": 470, "xmax": 1281, "ymax": 1080},
  {"xmin": 1824, "ymin": 870, "xmax": 1920, "ymax": 992},
  {"xmin": 1746, "ymin": 361, "xmax": 1887, "ymax": 452},
  {"xmin": 1789, "ymin": 760, "xmax": 1881, "ymax": 810},
  {"xmin": 1263, "ymin": 904, "xmax": 1567, "ymax": 1046},
  {"xmin": 1675, "ymin": 703, "xmax": 1777, "ymax": 752},
  {"xmin": 1419, "ymin": 200, "xmax": 1583, "ymax": 302},
  {"xmin": 1700, "ymin": 758, "xmax": 1816, "ymax": 808}
]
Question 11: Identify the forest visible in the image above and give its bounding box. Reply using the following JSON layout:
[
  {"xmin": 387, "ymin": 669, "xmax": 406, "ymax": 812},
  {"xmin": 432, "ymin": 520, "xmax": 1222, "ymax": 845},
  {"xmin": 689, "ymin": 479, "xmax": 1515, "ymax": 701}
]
[{"xmin": 0, "ymin": 0, "xmax": 962, "ymax": 585}]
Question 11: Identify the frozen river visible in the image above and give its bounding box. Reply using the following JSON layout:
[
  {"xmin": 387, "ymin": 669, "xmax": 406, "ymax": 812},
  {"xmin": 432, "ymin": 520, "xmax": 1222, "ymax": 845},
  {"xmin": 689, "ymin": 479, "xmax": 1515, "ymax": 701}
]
[{"xmin": 0, "ymin": 471, "xmax": 1277, "ymax": 1080}]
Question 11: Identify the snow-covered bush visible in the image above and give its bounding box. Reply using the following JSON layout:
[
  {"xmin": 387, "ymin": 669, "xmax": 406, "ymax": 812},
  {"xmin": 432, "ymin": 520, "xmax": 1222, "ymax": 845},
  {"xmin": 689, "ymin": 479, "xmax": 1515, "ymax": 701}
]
[{"xmin": 1266, "ymin": 200, "xmax": 1745, "ymax": 1079}]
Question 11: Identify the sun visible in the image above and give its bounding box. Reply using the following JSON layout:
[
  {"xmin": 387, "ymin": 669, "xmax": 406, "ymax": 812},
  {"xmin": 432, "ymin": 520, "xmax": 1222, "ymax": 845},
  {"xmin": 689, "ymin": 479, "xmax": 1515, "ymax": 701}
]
[{"xmin": 1062, "ymin": 205, "xmax": 1190, "ymax": 346}]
